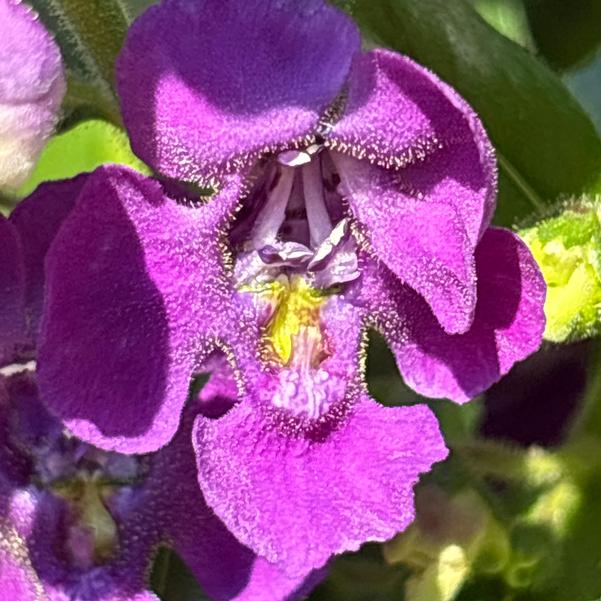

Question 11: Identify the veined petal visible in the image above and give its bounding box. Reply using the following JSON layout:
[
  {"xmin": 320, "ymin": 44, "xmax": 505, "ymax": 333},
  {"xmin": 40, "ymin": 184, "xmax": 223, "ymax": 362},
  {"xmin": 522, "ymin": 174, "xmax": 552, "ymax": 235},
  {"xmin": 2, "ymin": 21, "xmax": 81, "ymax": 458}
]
[
  {"xmin": 0, "ymin": 0, "xmax": 65, "ymax": 189},
  {"xmin": 364, "ymin": 228, "xmax": 546, "ymax": 403},
  {"xmin": 10, "ymin": 176, "xmax": 88, "ymax": 348},
  {"xmin": 333, "ymin": 152, "xmax": 476, "ymax": 334},
  {"xmin": 117, "ymin": 0, "xmax": 360, "ymax": 183},
  {"xmin": 329, "ymin": 49, "xmax": 496, "ymax": 245},
  {"xmin": 194, "ymin": 393, "xmax": 447, "ymax": 577},
  {"xmin": 38, "ymin": 166, "xmax": 245, "ymax": 453},
  {"xmin": 0, "ymin": 216, "xmax": 25, "ymax": 365}
]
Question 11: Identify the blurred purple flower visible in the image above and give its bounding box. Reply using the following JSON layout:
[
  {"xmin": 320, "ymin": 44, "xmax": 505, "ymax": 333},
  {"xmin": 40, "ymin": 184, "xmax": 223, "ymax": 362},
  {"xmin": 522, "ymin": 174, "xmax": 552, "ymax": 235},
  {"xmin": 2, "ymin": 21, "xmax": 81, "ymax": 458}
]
[
  {"xmin": 0, "ymin": 0, "xmax": 65, "ymax": 189},
  {"xmin": 0, "ymin": 181, "xmax": 322, "ymax": 601},
  {"xmin": 36, "ymin": 0, "xmax": 544, "ymax": 577}
]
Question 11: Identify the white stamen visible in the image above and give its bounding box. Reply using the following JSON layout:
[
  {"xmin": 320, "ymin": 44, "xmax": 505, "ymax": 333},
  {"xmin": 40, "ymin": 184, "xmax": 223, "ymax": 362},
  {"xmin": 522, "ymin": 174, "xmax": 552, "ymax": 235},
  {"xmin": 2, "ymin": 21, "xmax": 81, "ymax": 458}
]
[
  {"xmin": 302, "ymin": 159, "xmax": 333, "ymax": 247},
  {"xmin": 250, "ymin": 167, "xmax": 294, "ymax": 248},
  {"xmin": 277, "ymin": 149, "xmax": 312, "ymax": 167}
]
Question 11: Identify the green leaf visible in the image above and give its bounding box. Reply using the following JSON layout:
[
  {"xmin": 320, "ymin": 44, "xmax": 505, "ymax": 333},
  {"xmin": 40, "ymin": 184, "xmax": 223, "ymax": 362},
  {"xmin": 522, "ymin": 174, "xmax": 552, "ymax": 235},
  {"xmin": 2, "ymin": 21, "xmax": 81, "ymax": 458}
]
[
  {"xmin": 17, "ymin": 119, "xmax": 149, "ymax": 198},
  {"xmin": 349, "ymin": 0, "xmax": 601, "ymax": 226},
  {"xmin": 469, "ymin": 0, "xmax": 536, "ymax": 50},
  {"xmin": 25, "ymin": 0, "xmax": 157, "ymax": 127},
  {"xmin": 524, "ymin": 0, "xmax": 601, "ymax": 71}
]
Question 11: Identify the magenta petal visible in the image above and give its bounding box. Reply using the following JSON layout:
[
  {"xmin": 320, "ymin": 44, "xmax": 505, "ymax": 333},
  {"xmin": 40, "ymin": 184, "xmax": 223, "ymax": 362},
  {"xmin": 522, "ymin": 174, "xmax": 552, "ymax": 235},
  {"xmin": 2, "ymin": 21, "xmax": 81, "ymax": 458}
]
[
  {"xmin": 0, "ymin": 540, "xmax": 44, "ymax": 601},
  {"xmin": 38, "ymin": 166, "xmax": 245, "ymax": 453},
  {"xmin": 0, "ymin": 215, "xmax": 25, "ymax": 365},
  {"xmin": 117, "ymin": 0, "xmax": 360, "ymax": 182},
  {"xmin": 330, "ymin": 49, "xmax": 496, "ymax": 245},
  {"xmin": 369, "ymin": 228, "xmax": 546, "ymax": 403},
  {"xmin": 10, "ymin": 176, "xmax": 87, "ymax": 346},
  {"xmin": 0, "ymin": 0, "xmax": 65, "ymax": 189},
  {"xmin": 194, "ymin": 395, "xmax": 447, "ymax": 576},
  {"xmin": 333, "ymin": 152, "xmax": 476, "ymax": 334}
]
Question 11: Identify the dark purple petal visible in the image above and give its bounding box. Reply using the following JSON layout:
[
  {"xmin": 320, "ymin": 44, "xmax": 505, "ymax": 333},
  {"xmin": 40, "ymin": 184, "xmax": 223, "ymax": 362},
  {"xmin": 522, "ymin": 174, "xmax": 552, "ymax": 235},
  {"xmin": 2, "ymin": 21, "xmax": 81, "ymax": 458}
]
[
  {"xmin": 364, "ymin": 228, "xmax": 546, "ymax": 403},
  {"xmin": 333, "ymin": 152, "xmax": 476, "ymax": 334},
  {"xmin": 194, "ymin": 393, "xmax": 447, "ymax": 577},
  {"xmin": 329, "ymin": 49, "xmax": 496, "ymax": 245},
  {"xmin": 38, "ymin": 165, "xmax": 245, "ymax": 453},
  {"xmin": 10, "ymin": 176, "xmax": 87, "ymax": 346},
  {"xmin": 117, "ymin": 0, "xmax": 360, "ymax": 182},
  {"xmin": 0, "ymin": 216, "xmax": 25, "ymax": 365},
  {"xmin": 0, "ymin": 0, "xmax": 65, "ymax": 189}
]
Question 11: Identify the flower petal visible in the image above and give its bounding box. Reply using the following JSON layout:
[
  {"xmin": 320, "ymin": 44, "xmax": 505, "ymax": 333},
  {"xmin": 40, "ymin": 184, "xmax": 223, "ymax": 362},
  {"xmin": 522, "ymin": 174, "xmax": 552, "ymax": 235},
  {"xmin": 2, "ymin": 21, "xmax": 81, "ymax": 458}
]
[
  {"xmin": 38, "ymin": 166, "xmax": 245, "ymax": 453},
  {"xmin": 117, "ymin": 0, "xmax": 360, "ymax": 183},
  {"xmin": 194, "ymin": 393, "xmax": 447, "ymax": 577},
  {"xmin": 333, "ymin": 152, "xmax": 476, "ymax": 334},
  {"xmin": 10, "ymin": 176, "xmax": 87, "ymax": 347},
  {"xmin": 0, "ymin": 0, "xmax": 65, "ymax": 189},
  {"xmin": 151, "ymin": 401, "xmax": 324, "ymax": 601},
  {"xmin": 0, "ymin": 531, "xmax": 46, "ymax": 601},
  {"xmin": 329, "ymin": 49, "xmax": 496, "ymax": 244},
  {"xmin": 364, "ymin": 228, "xmax": 546, "ymax": 402},
  {"xmin": 0, "ymin": 216, "xmax": 25, "ymax": 365}
]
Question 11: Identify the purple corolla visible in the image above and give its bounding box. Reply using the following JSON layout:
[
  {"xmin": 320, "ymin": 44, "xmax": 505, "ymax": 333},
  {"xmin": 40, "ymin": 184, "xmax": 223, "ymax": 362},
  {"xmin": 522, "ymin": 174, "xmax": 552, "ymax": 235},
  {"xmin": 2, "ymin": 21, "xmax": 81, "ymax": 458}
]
[
  {"xmin": 0, "ymin": 0, "xmax": 65, "ymax": 189},
  {"xmin": 36, "ymin": 0, "xmax": 545, "ymax": 577},
  {"xmin": 0, "ymin": 181, "xmax": 322, "ymax": 601}
]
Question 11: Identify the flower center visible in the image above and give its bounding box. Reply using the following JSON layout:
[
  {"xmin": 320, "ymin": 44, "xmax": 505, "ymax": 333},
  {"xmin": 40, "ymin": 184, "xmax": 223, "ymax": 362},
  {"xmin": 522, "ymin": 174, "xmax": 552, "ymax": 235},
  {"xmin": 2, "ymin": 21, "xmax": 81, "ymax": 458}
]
[
  {"xmin": 231, "ymin": 149, "xmax": 356, "ymax": 419},
  {"xmin": 33, "ymin": 432, "xmax": 147, "ymax": 569}
]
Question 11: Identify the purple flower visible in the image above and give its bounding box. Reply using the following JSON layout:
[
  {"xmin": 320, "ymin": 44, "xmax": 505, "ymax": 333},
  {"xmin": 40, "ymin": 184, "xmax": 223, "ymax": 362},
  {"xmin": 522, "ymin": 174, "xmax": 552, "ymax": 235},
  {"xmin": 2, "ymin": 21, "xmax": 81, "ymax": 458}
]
[
  {"xmin": 0, "ymin": 180, "xmax": 322, "ymax": 601},
  {"xmin": 0, "ymin": 0, "xmax": 65, "ymax": 189},
  {"xmin": 36, "ymin": 0, "xmax": 545, "ymax": 577}
]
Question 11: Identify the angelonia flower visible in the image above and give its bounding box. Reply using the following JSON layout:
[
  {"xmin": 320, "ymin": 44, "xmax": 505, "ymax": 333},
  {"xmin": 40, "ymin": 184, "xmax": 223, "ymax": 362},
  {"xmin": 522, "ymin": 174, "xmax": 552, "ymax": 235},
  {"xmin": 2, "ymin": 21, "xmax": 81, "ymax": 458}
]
[
  {"xmin": 36, "ymin": 0, "xmax": 545, "ymax": 578},
  {"xmin": 0, "ymin": 183, "xmax": 323, "ymax": 601},
  {"xmin": 0, "ymin": 0, "xmax": 65, "ymax": 190}
]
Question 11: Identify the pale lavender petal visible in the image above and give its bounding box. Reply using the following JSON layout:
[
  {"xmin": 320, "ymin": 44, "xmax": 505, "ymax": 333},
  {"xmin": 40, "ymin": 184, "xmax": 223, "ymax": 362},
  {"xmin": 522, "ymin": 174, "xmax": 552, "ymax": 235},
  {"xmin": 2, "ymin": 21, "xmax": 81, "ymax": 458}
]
[
  {"xmin": 117, "ymin": 0, "xmax": 359, "ymax": 182},
  {"xmin": 0, "ymin": 0, "xmax": 65, "ymax": 189},
  {"xmin": 329, "ymin": 49, "xmax": 496, "ymax": 244},
  {"xmin": 333, "ymin": 152, "xmax": 476, "ymax": 334},
  {"xmin": 0, "ymin": 216, "xmax": 25, "ymax": 365},
  {"xmin": 38, "ymin": 165, "xmax": 245, "ymax": 453},
  {"xmin": 10, "ymin": 176, "xmax": 87, "ymax": 346},
  {"xmin": 363, "ymin": 228, "xmax": 546, "ymax": 402},
  {"xmin": 194, "ymin": 394, "xmax": 447, "ymax": 577}
]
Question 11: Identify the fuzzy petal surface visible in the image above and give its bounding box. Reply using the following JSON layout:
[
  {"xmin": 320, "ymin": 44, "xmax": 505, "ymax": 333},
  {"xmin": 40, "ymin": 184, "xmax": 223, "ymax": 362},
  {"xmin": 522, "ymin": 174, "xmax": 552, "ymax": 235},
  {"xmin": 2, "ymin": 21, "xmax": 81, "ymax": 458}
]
[
  {"xmin": 151, "ymin": 401, "xmax": 324, "ymax": 601},
  {"xmin": 117, "ymin": 0, "xmax": 359, "ymax": 183},
  {"xmin": 0, "ymin": 534, "xmax": 46, "ymax": 601},
  {"xmin": 10, "ymin": 176, "xmax": 87, "ymax": 347},
  {"xmin": 0, "ymin": 216, "xmax": 25, "ymax": 365},
  {"xmin": 333, "ymin": 152, "xmax": 476, "ymax": 334},
  {"xmin": 329, "ymin": 49, "xmax": 496, "ymax": 245},
  {"xmin": 0, "ymin": 0, "xmax": 65, "ymax": 189},
  {"xmin": 364, "ymin": 228, "xmax": 546, "ymax": 402},
  {"xmin": 38, "ymin": 166, "xmax": 245, "ymax": 453},
  {"xmin": 194, "ymin": 394, "xmax": 447, "ymax": 577}
]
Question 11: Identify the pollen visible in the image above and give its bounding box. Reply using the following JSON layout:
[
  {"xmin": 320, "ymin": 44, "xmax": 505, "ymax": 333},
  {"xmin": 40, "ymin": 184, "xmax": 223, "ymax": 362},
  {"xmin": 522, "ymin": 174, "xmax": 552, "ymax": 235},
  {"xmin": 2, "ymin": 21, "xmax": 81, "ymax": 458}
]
[{"xmin": 256, "ymin": 277, "xmax": 326, "ymax": 365}]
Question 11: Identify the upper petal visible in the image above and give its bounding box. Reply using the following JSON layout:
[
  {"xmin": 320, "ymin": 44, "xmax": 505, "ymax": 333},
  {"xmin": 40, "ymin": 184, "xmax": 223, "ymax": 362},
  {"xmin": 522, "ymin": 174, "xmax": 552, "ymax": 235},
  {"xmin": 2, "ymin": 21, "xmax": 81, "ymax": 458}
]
[
  {"xmin": 117, "ymin": 0, "xmax": 360, "ymax": 183},
  {"xmin": 194, "ymin": 393, "xmax": 447, "ymax": 577},
  {"xmin": 329, "ymin": 49, "xmax": 496, "ymax": 244},
  {"xmin": 38, "ymin": 166, "xmax": 245, "ymax": 453},
  {"xmin": 0, "ymin": 0, "xmax": 65, "ymax": 189},
  {"xmin": 332, "ymin": 152, "xmax": 476, "ymax": 334},
  {"xmin": 363, "ymin": 228, "xmax": 546, "ymax": 403}
]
